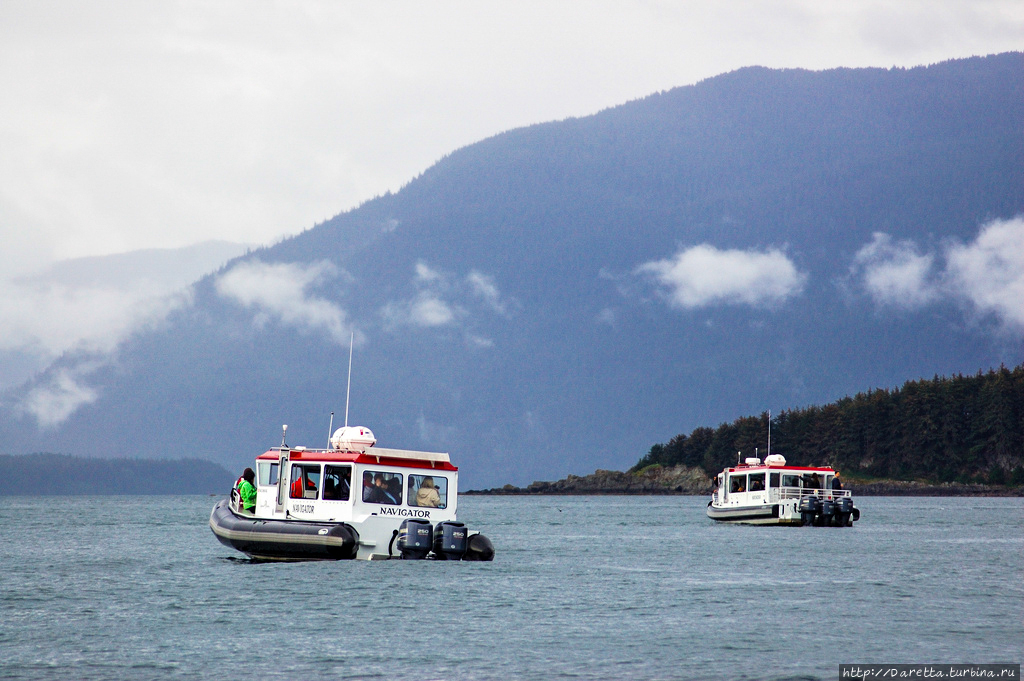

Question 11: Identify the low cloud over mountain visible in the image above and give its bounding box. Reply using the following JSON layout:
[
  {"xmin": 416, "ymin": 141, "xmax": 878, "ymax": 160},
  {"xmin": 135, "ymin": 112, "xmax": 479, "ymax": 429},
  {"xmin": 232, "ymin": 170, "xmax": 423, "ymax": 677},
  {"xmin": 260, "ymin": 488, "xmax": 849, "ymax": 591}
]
[
  {"xmin": 851, "ymin": 216, "xmax": 1024, "ymax": 331},
  {"xmin": 216, "ymin": 260, "xmax": 353, "ymax": 344},
  {"xmin": 637, "ymin": 244, "xmax": 806, "ymax": 310}
]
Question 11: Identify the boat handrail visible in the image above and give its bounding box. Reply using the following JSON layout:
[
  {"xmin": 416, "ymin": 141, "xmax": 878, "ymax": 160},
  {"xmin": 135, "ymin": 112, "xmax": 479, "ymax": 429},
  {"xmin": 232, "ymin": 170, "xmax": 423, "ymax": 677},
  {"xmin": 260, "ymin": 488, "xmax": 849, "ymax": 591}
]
[{"xmin": 774, "ymin": 486, "xmax": 851, "ymax": 501}]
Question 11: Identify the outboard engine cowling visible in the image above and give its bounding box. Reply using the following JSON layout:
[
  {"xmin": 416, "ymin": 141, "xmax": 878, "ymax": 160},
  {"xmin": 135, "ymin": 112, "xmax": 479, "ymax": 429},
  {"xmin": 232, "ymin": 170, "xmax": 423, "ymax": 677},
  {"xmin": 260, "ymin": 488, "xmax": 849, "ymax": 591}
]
[
  {"xmin": 835, "ymin": 497, "xmax": 853, "ymax": 527},
  {"xmin": 799, "ymin": 496, "xmax": 820, "ymax": 526},
  {"xmin": 820, "ymin": 500, "xmax": 836, "ymax": 526},
  {"xmin": 433, "ymin": 521, "xmax": 468, "ymax": 560},
  {"xmin": 397, "ymin": 519, "xmax": 433, "ymax": 559},
  {"xmin": 462, "ymin": 533, "xmax": 495, "ymax": 561}
]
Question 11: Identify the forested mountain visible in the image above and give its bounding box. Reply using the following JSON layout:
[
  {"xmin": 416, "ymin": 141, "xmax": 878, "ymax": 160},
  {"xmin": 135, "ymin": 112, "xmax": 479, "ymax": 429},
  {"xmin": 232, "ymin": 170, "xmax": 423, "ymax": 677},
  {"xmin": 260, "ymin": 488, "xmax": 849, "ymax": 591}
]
[
  {"xmin": 2, "ymin": 53, "xmax": 1022, "ymax": 488},
  {"xmin": 633, "ymin": 365, "xmax": 1024, "ymax": 485},
  {"xmin": 0, "ymin": 454, "xmax": 233, "ymax": 495}
]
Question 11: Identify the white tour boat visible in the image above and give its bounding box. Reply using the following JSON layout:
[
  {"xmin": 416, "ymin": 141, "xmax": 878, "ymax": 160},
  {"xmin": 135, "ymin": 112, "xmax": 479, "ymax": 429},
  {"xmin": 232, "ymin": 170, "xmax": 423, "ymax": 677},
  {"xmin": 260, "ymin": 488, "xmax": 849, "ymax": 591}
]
[
  {"xmin": 210, "ymin": 424, "xmax": 495, "ymax": 560},
  {"xmin": 706, "ymin": 453, "xmax": 860, "ymax": 526}
]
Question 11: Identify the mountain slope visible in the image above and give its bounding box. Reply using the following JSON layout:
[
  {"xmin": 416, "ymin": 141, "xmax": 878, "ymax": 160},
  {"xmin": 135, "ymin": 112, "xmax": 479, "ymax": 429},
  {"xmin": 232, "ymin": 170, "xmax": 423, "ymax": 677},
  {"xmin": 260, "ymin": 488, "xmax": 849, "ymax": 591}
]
[{"xmin": 4, "ymin": 53, "xmax": 1023, "ymax": 487}]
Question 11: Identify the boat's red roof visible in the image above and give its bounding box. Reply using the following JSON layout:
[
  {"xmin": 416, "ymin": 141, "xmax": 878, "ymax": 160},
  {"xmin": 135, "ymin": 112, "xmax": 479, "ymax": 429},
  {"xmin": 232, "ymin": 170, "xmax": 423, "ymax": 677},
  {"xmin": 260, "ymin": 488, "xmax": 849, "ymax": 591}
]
[
  {"xmin": 256, "ymin": 448, "xmax": 458, "ymax": 472},
  {"xmin": 725, "ymin": 464, "xmax": 835, "ymax": 474}
]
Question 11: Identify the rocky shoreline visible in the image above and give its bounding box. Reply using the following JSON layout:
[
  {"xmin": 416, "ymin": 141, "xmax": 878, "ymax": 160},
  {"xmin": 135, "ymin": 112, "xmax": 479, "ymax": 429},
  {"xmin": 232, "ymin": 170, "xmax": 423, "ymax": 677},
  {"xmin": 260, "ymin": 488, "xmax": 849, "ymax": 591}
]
[
  {"xmin": 466, "ymin": 465, "xmax": 1024, "ymax": 497},
  {"xmin": 841, "ymin": 480, "xmax": 1023, "ymax": 496},
  {"xmin": 465, "ymin": 465, "xmax": 713, "ymax": 496}
]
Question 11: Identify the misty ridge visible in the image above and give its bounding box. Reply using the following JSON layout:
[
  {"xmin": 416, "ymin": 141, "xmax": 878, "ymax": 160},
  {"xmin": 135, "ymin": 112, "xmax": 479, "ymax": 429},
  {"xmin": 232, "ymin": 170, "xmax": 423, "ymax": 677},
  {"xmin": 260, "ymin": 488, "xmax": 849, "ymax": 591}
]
[{"xmin": 2, "ymin": 53, "xmax": 1022, "ymax": 488}]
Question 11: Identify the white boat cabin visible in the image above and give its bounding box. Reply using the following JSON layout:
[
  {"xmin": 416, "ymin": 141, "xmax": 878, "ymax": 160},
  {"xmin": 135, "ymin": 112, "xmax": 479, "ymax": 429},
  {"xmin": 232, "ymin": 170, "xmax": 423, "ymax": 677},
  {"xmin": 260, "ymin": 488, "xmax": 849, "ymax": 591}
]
[
  {"xmin": 242, "ymin": 446, "xmax": 459, "ymax": 523},
  {"xmin": 713, "ymin": 459, "xmax": 849, "ymax": 507}
]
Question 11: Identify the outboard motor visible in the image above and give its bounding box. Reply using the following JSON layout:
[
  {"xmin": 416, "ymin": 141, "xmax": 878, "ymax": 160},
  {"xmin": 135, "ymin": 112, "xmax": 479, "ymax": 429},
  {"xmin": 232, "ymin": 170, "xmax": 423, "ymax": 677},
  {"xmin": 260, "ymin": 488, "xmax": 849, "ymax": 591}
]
[
  {"xmin": 397, "ymin": 519, "xmax": 433, "ymax": 559},
  {"xmin": 432, "ymin": 521, "xmax": 468, "ymax": 560},
  {"xmin": 835, "ymin": 497, "xmax": 853, "ymax": 527},
  {"xmin": 820, "ymin": 500, "xmax": 836, "ymax": 526},
  {"xmin": 799, "ymin": 496, "xmax": 821, "ymax": 526},
  {"xmin": 463, "ymin": 533, "xmax": 495, "ymax": 561}
]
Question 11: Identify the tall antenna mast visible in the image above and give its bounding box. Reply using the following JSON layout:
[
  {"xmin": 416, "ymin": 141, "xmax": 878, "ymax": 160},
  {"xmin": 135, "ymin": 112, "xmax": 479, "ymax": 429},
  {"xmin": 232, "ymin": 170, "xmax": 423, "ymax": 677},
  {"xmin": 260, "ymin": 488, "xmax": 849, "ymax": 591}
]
[
  {"xmin": 767, "ymin": 410, "xmax": 771, "ymax": 458},
  {"xmin": 344, "ymin": 331, "xmax": 354, "ymax": 427}
]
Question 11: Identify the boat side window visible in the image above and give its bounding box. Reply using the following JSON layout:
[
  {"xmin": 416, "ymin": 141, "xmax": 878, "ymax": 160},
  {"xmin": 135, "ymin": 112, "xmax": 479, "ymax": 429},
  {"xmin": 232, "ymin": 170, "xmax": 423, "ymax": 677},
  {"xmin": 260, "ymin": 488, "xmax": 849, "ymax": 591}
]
[
  {"xmin": 748, "ymin": 473, "xmax": 765, "ymax": 492},
  {"xmin": 290, "ymin": 464, "xmax": 321, "ymax": 500},
  {"xmin": 257, "ymin": 462, "xmax": 279, "ymax": 486},
  {"xmin": 323, "ymin": 465, "xmax": 352, "ymax": 501},
  {"xmin": 408, "ymin": 474, "xmax": 448, "ymax": 509},
  {"xmin": 782, "ymin": 474, "xmax": 802, "ymax": 488},
  {"xmin": 361, "ymin": 470, "xmax": 402, "ymax": 505},
  {"xmin": 730, "ymin": 475, "xmax": 746, "ymax": 493},
  {"xmin": 769, "ymin": 472, "xmax": 780, "ymax": 488}
]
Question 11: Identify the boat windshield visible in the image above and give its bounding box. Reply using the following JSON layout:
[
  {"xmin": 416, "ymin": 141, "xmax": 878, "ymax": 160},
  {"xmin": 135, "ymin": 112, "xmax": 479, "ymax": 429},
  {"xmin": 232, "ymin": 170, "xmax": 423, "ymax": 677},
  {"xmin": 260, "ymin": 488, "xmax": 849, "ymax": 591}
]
[{"xmin": 257, "ymin": 461, "xmax": 279, "ymax": 486}]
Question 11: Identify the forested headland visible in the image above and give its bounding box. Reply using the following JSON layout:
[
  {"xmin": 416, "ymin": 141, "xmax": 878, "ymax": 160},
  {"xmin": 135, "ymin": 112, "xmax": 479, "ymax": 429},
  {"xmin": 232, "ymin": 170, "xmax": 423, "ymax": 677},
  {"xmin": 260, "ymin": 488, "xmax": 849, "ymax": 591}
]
[
  {"xmin": 632, "ymin": 365, "xmax": 1024, "ymax": 487},
  {"xmin": 0, "ymin": 454, "xmax": 234, "ymax": 495}
]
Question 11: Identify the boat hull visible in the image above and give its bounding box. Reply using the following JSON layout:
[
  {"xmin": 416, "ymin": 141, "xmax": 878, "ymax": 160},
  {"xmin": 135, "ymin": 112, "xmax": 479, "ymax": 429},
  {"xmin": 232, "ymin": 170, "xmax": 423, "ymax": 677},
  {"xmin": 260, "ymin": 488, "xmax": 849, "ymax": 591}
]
[
  {"xmin": 706, "ymin": 500, "xmax": 859, "ymax": 526},
  {"xmin": 209, "ymin": 499, "xmax": 359, "ymax": 560},
  {"xmin": 706, "ymin": 502, "xmax": 802, "ymax": 525}
]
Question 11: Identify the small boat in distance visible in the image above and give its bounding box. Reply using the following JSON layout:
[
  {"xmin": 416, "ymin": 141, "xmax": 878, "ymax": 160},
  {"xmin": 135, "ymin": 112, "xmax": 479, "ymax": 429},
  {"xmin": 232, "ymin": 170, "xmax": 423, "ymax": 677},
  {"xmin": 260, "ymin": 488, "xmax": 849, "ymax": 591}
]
[
  {"xmin": 210, "ymin": 423, "xmax": 495, "ymax": 560},
  {"xmin": 706, "ymin": 454, "xmax": 860, "ymax": 526}
]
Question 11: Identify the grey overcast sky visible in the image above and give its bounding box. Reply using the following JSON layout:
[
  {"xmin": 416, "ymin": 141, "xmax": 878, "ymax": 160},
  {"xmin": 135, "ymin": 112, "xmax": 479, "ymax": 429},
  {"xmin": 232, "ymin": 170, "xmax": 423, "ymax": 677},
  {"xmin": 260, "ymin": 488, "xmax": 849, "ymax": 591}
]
[
  {"xmin": 0, "ymin": 1, "xmax": 1022, "ymax": 387},
  {"xmin": 3, "ymin": 1, "xmax": 1022, "ymax": 270}
]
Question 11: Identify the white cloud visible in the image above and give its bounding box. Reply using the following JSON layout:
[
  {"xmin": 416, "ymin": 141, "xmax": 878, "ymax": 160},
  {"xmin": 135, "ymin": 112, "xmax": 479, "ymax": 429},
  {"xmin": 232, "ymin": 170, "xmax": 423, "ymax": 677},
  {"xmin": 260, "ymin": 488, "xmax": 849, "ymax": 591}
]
[
  {"xmin": 382, "ymin": 262, "xmax": 461, "ymax": 328},
  {"xmin": 0, "ymin": 272, "xmax": 196, "ymax": 393},
  {"xmin": 637, "ymin": 244, "xmax": 806, "ymax": 309},
  {"xmin": 853, "ymin": 232, "xmax": 939, "ymax": 308},
  {"xmin": 851, "ymin": 218, "xmax": 1024, "ymax": 334},
  {"xmin": 215, "ymin": 260, "xmax": 351, "ymax": 343},
  {"xmin": 382, "ymin": 263, "xmax": 512, "ymax": 330},
  {"xmin": 466, "ymin": 334, "xmax": 495, "ymax": 349},
  {"xmin": 382, "ymin": 292, "xmax": 461, "ymax": 329},
  {"xmin": 415, "ymin": 262, "xmax": 445, "ymax": 284},
  {"xmin": 0, "ymin": 241, "xmax": 248, "ymax": 391},
  {"xmin": 0, "ymin": 281, "xmax": 192, "ymax": 359},
  {"xmin": 409, "ymin": 294, "xmax": 457, "ymax": 327},
  {"xmin": 20, "ymin": 365, "xmax": 100, "ymax": 429},
  {"xmin": 467, "ymin": 270, "xmax": 509, "ymax": 315},
  {"xmin": 946, "ymin": 217, "xmax": 1024, "ymax": 330}
]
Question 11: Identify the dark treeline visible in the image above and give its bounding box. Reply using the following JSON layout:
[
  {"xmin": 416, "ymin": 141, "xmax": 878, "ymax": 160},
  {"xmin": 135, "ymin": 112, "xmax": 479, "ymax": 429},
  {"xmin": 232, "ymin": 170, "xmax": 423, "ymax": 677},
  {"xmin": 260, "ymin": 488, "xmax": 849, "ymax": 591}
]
[
  {"xmin": 0, "ymin": 454, "xmax": 234, "ymax": 495},
  {"xmin": 632, "ymin": 365, "xmax": 1024, "ymax": 486}
]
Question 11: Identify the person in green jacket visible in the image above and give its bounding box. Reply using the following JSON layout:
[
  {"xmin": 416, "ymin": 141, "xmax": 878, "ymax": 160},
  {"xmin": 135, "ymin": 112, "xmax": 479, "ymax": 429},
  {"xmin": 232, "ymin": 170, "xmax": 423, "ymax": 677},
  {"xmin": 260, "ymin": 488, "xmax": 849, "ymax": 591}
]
[{"xmin": 237, "ymin": 468, "xmax": 257, "ymax": 514}]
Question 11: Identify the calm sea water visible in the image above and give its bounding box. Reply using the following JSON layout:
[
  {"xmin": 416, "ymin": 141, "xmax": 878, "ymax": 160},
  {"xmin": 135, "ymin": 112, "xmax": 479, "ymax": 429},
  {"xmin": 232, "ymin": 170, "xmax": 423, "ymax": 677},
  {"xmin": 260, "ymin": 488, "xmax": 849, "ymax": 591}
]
[{"xmin": 0, "ymin": 495, "xmax": 1020, "ymax": 680}]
